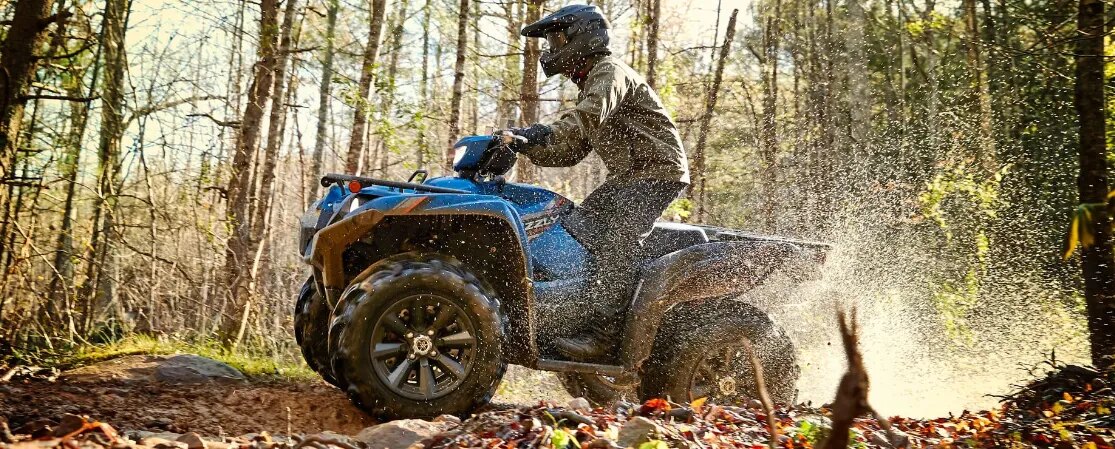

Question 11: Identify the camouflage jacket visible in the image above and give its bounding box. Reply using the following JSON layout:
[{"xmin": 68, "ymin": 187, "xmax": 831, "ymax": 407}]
[{"xmin": 521, "ymin": 55, "xmax": 690, "ymax": 185}]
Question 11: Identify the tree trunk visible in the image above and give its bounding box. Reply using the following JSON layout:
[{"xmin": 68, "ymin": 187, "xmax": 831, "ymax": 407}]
[
  {"xmin": 417, "ymin": 0, "xmax": 430, "ymax": 168},
  {"xmin": 0, "ymin": 0, "xmax": 56, "ymax": 222},
  {"xmin": 221, "ymin": 0, "xmax": 281, "ymax": 348},
  {"xmin": 759, "ymin": 0, "xmax": 781, "ymax": 231},
  {"xmin": 49, "ymin": 20, "xmax": 103, "ymax": 316},
  {"xmin": 964, "ymin": 0, "xmax": 995, "ymax": 172},
  {"xmin": 344, "ymin": 0, "xmax": 389, "ymax": 174},
  {"xmin": 81, "ymin": 0, "xmax": 129, "ymax": 331},
  {"xmin": 515, "ymin": 0, "xmax": 542, "ymax": 183},
  {"xmin": 469, "ymin": 0, "xmax": 480, "ymax": 136},
  {"xmin": 1074, "ymin": 0, "xmax": 1115, "ymax": 369},
  {"xmin": 311, "ymin": 0, "xmax": 339, "ymax": 197},
  {"xmin": 254, "ymin": 0, "xmax": 300, "ymax": 237},
  {"xmin": 688, "ymin": 9, "xmax": 737, "ymax": 223},
  {"xmin": 497, "ymin": 0, "xmax": 522, "ymax": 128},
  {"xmin": 377, "ymin": 0, "xmax": 411, "ymax": 175},
  {"xmin": 922, "ymin": 0, "xmax": 940, "ymax": 158},
  {"xmin": 645, "ymin": 0, "xmax": 661, "ymax": 88},
  {"xmin": 844, "ymin": 0, "xmax": 869, "ymax": 156},
  {"xmin": 444, "ymin": 0, "xmax": 470, "ymax": 173}
]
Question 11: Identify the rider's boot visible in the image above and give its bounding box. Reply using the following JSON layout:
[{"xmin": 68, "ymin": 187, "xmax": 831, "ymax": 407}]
[{"xmin": 554, "ymin": 325, "xmax": 619, "ymax": 362}]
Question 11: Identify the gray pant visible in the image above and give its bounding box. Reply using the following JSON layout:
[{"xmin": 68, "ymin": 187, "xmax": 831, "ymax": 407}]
[{"xmin": 563, "ymin": 179, "xmax": 686, "ymax": 336}]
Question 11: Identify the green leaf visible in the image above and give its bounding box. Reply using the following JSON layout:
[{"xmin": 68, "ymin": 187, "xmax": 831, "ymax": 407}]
[
  {"xmin": 552, "ymin": 429, "xmax": 580, "ymax": 449},
  {"xmin": 638, "ymin": 440, "xmax": 668, "ymax": 449}
]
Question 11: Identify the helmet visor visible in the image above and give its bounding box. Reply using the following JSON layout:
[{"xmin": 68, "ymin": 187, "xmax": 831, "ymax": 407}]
[{"xmin": 544, "ymin": 31, "xmax": 568, "ymax": 53}]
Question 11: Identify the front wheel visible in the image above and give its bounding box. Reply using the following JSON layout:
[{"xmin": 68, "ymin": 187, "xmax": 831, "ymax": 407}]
[
  {"xmin": 294, "ymin": 275, "xmax": 341, "ymax": 387},
  {"xmin": 328, "ymin": 253, "xmax": 506, "ymax": 419},
  {"xmin": 640, "ymin": 305, "xmax": 798, "ymax": 406}
]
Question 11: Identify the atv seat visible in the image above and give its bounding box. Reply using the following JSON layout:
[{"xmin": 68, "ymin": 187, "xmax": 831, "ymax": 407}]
[{"xmin": 640, "ymin": 222, "xmax": 709, "ymax": 259}]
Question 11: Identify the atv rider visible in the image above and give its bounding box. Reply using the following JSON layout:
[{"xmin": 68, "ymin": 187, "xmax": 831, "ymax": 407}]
[{"xmin": 501, "ymin": 4, "xmax": 690, "ymax": 362}]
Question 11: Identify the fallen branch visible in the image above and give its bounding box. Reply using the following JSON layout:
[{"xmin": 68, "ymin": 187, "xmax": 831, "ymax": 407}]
[
  {"xmin": 743, "ymin": 339, "xmax": 779, "ymax": 449},
  {"xmin": 820, "ymin": 307, "xmax": 870, "ymax": 449}
]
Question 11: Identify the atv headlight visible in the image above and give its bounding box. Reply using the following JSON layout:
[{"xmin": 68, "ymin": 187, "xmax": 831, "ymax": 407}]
[
  {"xmin": 452, "ymin": 145, "xmax": 468, "ymax": 165},
  {"xmin": 298, "ymin": 200, "xmax": 325, "ymax": 256}
]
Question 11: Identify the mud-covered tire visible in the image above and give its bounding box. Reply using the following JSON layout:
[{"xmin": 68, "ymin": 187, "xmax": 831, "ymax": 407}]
[
  {"xmin": 328, "ymin": 253, "xmax": 506, "ymax": 419},
  {"xmin": 639, "ymin": 304, "xmax": 798, "ymax": 406},
  {"xmin": 293, "ymin": 276, "xmax": 341, "ymax": 387},
  {"xmin": 558, "ymin": 373, "xmax": 637, "ymax": 407}
]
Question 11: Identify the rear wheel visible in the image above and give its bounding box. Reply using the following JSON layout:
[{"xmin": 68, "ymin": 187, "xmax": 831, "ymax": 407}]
[
  {"xmin": 328, "ymin": 253, "xmax": 506, "ymax": 419},
  {"xmin": 640, "ymin": 304, "xmax": 798, "ymax": 406},
  {"xmin": 293, "ymin": 276, "xmax": 340, "ymax": 387}
]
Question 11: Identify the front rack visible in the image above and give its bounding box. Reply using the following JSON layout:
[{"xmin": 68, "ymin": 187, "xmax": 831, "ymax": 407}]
[{"xmin": 320, "ymin": 173, "xmax": 470, "ymax": 194}]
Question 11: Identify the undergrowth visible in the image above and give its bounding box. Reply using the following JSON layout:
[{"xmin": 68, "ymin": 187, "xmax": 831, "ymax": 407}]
[{"xmin": 2, "ymin": 334, "xmax": 316, "ymax": 381}]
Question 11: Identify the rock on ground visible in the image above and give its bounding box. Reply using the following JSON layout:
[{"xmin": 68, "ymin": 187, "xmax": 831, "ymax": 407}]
[
  {"xmin": 355, "ymin": 419, "xmax": 457, "ymax": 449},
  {"xmin": 616, "ymin": 416, "xmax": 661, "ymax": 448},
  {"xmin": 62, "ymin": 355, "xmax": 244, "ymax": 385}
]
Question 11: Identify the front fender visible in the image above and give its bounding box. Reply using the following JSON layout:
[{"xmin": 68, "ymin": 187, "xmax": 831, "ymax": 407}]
[
  {"xmin": 305, "ymin": 192, "xmax": 538, "ymax": 364},
  {"xmin": 307, "ymin": 193, "xmax": 531, "ymax": 295},
  {"xmin": 619, "ymin": 241, "xmax": 804, "ymax": 369}
]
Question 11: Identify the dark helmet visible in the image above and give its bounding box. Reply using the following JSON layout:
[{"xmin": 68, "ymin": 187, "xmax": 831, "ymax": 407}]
[{"xmin": 521, "ymin": 5, "xmax": 610, "ymax": 78}]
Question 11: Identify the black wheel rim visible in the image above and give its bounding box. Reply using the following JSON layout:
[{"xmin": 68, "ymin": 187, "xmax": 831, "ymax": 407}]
[
  {"xmin": 688, "ymin": 345, "xmax": 759, "ymax": 404},
  {"xmin": 369, "ymin": 293, "xmax": 478, "ymax": 400}
]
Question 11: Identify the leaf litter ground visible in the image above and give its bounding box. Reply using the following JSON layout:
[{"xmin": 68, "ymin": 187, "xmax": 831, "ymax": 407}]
[{"xmin": 1, "ymin": 361, "xmax": 1111, "ymax": 449}]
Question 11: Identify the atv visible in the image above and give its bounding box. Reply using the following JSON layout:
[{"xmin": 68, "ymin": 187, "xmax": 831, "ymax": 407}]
[{"xmin": 295, "ymin": 135, "xmax": 830, "ymax": 419}]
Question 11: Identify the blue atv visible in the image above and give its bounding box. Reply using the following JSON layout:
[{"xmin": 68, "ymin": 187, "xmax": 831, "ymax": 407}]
[{"xmin": 294, "ymin": 136, "xmax": 830, "ymax": 419}]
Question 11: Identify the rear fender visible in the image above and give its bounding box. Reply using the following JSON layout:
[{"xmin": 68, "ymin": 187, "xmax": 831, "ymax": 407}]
[
  {"xmin": 306, "ymin": 193, "xmax": 537, "ymax": 363},
  {"xmin": 619, "ymin": 241, "xmax": 805, "ymax": 370}
]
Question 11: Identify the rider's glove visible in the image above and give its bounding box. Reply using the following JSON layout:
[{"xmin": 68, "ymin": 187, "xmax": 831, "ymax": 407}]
[{"xmin": 502, "ymin": 124, "xmax": 553, "ymax": 152}]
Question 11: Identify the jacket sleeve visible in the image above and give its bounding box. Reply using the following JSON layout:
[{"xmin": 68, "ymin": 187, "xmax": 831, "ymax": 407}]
[{"xmin": 521, "ymin": 62, "xmax": 625, "ymax": 167}]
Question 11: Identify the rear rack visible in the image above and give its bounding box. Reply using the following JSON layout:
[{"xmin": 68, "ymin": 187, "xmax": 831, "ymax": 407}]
[{"xmin": 320, "ymin": 173, "xmax": 470, "ymax": 194}]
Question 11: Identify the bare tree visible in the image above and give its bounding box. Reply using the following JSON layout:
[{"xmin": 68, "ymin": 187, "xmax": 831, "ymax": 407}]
[
  {"xmin": 515, "ymin": 0, "xmax": 542, "ymax": 183},
  {"xmin": 377, "ymin": 0, "xmax": 413, "ymax": 175},
  {"xmin": 221, "ymin": 0, "xmax": 281, "ymax": 348},
  {"xmin": 759, "ymin": 0, "xmax": 781, "ymax": 230},
  {"xmin": 81, "ymin": 0, "xmax": 129, "ymax": 330},
  {"xmin": 255, "ymin": 0, "xmax": 301, "ymax": 237},
  {"xmin": 311, "ymin": 0, "xmax": 339, "ymax": 197},
  {"xmin": 344, "ymin": 0, "xmax": 389, "ymax": 174},
  {"xmin": 0, "ymin": 0, "xmax": 58, "ymax": 230},
  {"xmin": 689, "ymin": 9, "xmax": 737, "ymax": 222},
  {"xmin": 963, "ymin": 0, "xmax": 994, "ymax": 171},
  {"xmin": 417, "ymin": 0, "xmax": 431, "ymax": 168},
  {"xmin": 645, "ymin": 0, "xmax": 661, "ymax": 88},
  {"xmin": 49, "ymin": 11, "xmax": 101, "ymax": 313},
  {"xmin": 444, "ymin": 0, "xmax": 470, "ymax": 172}
]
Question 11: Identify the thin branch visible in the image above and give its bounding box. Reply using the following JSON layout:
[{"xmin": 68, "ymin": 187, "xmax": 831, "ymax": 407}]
[
  {"xmin": 128, "ymin": 95, "xmax": 224, "ymax": 123},
  {"xmin": 19, "ymin": 93, "xmax": 96, "ymax": 102},
  {"xmin": 187, "ymin": 113, "xmax": 241, "ymax": 128},
  {"xmin": 36, "ymin": 39, "xmax": 97, "ymax": 61}
]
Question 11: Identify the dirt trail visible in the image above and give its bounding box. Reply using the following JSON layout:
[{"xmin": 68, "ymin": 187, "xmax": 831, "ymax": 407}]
[{"xmin": 0, "ymin": 355, "xmax": 374, "ymax": 436}]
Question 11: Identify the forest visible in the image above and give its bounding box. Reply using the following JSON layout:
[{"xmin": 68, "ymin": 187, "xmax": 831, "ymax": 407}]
[{"xmin": 0, "ymin": 0, "xmax": 1114, "ymax": 428}]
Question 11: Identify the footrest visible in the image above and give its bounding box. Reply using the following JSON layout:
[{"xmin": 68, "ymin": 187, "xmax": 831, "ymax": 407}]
[{"xmin": 536, "ymin": 359, "xmax": 626, "ymax": 376}]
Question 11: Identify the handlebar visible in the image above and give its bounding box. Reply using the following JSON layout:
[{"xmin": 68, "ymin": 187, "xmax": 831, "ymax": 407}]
[{"xmin": 320, "ymin": 173, "xmax": 470, "ymax": 194}]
